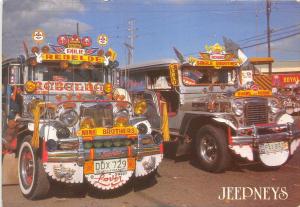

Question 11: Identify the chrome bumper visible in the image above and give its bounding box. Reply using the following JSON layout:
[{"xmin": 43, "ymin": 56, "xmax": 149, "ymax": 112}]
[
  {"xmin": 231, "ymin": 123, "xmax": 300, "ymax": 145},
  {"xmin": 46, "ymin": 134, "xmax": 162, "ymax": 163}
]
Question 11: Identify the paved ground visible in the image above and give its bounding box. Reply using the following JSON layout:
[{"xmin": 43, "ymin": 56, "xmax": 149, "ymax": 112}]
[{"xmin": 2, "ymin": 150, "xmax": 300, "ymax": 207}]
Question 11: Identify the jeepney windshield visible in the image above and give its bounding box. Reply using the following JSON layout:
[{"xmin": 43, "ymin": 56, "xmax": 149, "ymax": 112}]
[
  {"xmin": 30, "ymin": 65, "xmax": 108, "ymax": 82},
  {"xmin": 182, "ymin": 66, "xmax": 237, "ymax": 86}
]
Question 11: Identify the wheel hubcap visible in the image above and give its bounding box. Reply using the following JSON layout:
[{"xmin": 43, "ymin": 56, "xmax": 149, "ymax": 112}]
[
  {"xmin": 200, "ymin": 136, "xmax": 217, "ymax": 163},
  {"xmin": 20, "ymin": 147, "xmax": 34, "ymax": 189}
]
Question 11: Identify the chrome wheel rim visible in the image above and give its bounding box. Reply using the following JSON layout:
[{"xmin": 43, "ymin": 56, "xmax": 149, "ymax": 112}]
[
  {"xmin": 20, "ymin": 146, "xmax": 34, "ymax": 189},
  {"xmin": 200, "ymin": 135, "xmax": 218, "ymax": 163}
]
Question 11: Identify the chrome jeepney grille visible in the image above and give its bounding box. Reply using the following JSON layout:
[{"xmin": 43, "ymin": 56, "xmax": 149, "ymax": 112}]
[
  {"xmin": 245, "ymin": 99, "xmax": 268, "ymax": 125},
  {"xmin": 80, "ymin": 103, "xmax": 113, "ymax": 127}
]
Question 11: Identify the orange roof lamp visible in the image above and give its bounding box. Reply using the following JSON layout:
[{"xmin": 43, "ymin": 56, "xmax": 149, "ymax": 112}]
[{"xmin": 248, "ymin": 57, "xmax": 274, "ymax": 65}]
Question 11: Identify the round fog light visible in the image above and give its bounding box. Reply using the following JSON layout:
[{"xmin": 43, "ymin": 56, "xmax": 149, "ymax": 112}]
[
  {"xmin": 137, "ymin": 123, "xmax": 148, "ymax": 134},
  {"xmin": 56, "ymin": 127, "xmax": 71, "ymax": 139}
]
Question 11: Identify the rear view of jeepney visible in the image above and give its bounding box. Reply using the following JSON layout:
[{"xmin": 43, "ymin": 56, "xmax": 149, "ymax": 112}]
[{"xmin": 3, "ymin": 34, "xmax": 163, "ymax": 200}]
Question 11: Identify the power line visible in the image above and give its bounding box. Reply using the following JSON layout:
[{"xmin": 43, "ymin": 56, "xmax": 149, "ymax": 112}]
[
  {"xmin": 242, "ymin": 32, "xmax": 300, "ymax": 49},
  {"xmin": 240, "ymin": 28, "xmax": 300, "ymax": 45},
  {"xmin": 238, "ymin": 23, "xmax": 300, "ymax": 43}
]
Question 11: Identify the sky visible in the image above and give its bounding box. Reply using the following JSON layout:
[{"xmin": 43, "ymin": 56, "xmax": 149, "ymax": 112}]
[{"xmin": 2, "ymin": 0, "xmax": 300, "ymax": 66}]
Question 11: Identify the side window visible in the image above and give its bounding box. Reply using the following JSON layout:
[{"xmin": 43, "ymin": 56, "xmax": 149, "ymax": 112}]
[
  {"xmin": 182, "ymin": 69, "xmax": 210, "ymax": 85},
  {"xmin": 147, "ymin": 71, "xmax": 171, "ymax": 90}
]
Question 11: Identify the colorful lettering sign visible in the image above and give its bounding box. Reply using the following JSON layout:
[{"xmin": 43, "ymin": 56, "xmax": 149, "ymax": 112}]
[
  {"xmin": 169, "ymin": 63, "xmax": 179, "ymax": 86},
  {"xmin": 188, "ymin": 43, "xmax": 240, "ymax": 69},
  {"xmin": 42, "ymin": 53, "xmax": 105, "ymax": 64},
  {"xmin": 188, "ymin": 57, "xmax": 239, "ymax": 68},
  {"xmin": 36, "ymin": 34, "xmax": 118, "ymax": 66},
  {"xmin": 272, "ymin": 73, "xmax": 300, "ymax": 87},
  {"xmin": 78, "ymin": 126, "xmax": 138, "ymax": 137},
  {"xmin": 234, "ymin": 90, "xmax": 272, "ymax": 97},
  {"xmin": 33, "ymin": 81, "xmax": 104, "ymax": 94}
]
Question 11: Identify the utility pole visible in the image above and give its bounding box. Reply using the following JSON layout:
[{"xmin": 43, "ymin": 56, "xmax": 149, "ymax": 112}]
[
  {"xmin": 125, "ymin": 19, "xmax": 136, "ymax": 65},
  {"xmin": 76, "ymin": 22, "xmax": 79, "ymax": 35},
  {"xmin": 266, "ymin": 0, "xmax": 272, "ymax": 74}
]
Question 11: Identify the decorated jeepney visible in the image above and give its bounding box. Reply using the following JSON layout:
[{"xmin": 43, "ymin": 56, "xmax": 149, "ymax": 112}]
[
  {"xmin": 272, "ymin": 73, "xmax": 300, "ymax": 115},
  {"xmin": 2, "ymin": 34, "xmax": 163, "ymax": 199},
  {"xmin": 247, "ymin": 58, "xmax": 300, "ymax": 116},
  {"xmin": 122, "ymin": 43, "xmax": 300, "ymax": 173}
]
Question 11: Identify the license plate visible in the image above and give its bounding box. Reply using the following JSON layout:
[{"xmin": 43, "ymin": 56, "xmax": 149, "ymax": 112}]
[
  {"xmin": 94, "ymin": 158, "xmax": 128, "ymax": 174},
  {"xmin": 259, "ymin": 142, "xmax": 288, "ymax": 154}
]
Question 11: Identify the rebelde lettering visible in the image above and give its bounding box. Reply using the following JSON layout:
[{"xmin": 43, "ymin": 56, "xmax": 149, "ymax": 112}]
[
  {"xmin": 42, "ymin": 53, "xmax": 104, "ymax": 63},
  {"xmin": 218, "ymin": 187, "xmax": 288, "ymax": 201}
]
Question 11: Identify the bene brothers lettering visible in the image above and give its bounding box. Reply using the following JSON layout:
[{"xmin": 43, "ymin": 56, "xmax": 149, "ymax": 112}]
[
  {"xmin": 35, "ymin": 81, "xmax": 104, "ymax": 93},
  {"xmin": 80, "ymin": 127, "xmax": 137, "ymax": 136},
  {"xmin": 100, "ymin": 128, "xmax": 136, "ymax": 135}
]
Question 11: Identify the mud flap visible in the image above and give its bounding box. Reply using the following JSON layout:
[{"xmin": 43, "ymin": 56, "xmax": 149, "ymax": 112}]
[
  {"xmin": 2, "ymin": 153, "xmax": 19, "ymax": 185},
  {"xmin": 175, "ymin": 138, "xmax": 191, "ymax": 157}
]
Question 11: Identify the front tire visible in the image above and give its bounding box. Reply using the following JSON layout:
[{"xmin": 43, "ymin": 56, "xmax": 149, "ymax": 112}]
[
  {"xmin": 195, "ymin": 125, "xmax": 232, "ymax": 173},
  {"xmin": 18, "ymin": 136, "xmax": 50, "ymax": 199}
]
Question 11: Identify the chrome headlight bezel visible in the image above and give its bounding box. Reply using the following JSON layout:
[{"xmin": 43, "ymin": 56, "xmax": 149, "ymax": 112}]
[
  {"xmin": 232, "ymin": 100, "xmax": 244, "ymax": 116},
  {"xmin": 59, "ymin": 109, "xmax": 79, "ymax": 127},
  {"xmin": 268, "ymin": 99, "xmax": 281, "ymax": 114}
]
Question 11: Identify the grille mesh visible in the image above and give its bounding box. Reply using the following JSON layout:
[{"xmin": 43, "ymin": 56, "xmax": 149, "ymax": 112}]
[{"xmin": 245, "ymin": 100, "xmax": 268, "ymax": 125}]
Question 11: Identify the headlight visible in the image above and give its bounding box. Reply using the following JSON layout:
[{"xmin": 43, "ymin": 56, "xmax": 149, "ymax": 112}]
[
  {"xmin": 134, "ymin": 99, "xmax": 147, "ymax": 115},
  {"xmin": 25, "ymin": 81, "xmax": 37, "ymax": 93},
  {"xmin": 56, "ymin": 126, "xmax": 71, "ymax": 138},
  {"xmin": 60, "ymin": 109, "xmax": 79, "ymax": 127},
  {"xmin": 114, "ymin": 110, "xmax": 129, "ymax": 127},
  {"xmin": 232, "ymin": 100, "xmax": 243, "ymax": 116},
  {"xmin": 80, "ymin": 117, "xmax": 95, "ymax": 129},
  {"xmin": 269, "ymin": 100, "xmax": 281, "ymax": 114}
]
